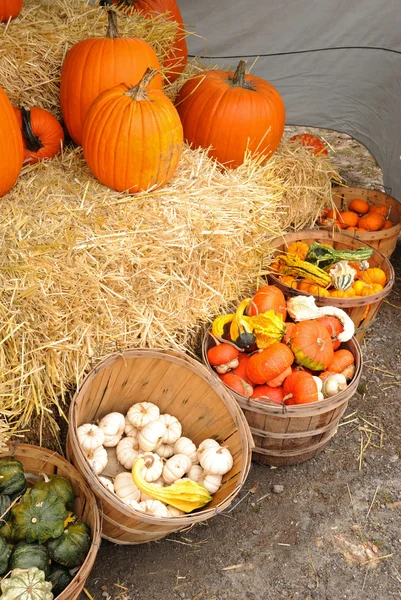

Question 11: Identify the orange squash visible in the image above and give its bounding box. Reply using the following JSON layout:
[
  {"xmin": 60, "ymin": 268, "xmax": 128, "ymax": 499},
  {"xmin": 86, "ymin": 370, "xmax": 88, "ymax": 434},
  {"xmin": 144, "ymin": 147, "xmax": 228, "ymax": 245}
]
[
  {"xmin": 369, "ymin": 204, "xmax": 388, "ymax": 217},
  {"xmin": 14, "ymin": 106, "xmax": 64, "ymax": 165},
  {"xmin": 289, "ymin": 320, "xmax": 334, "ymax": 371},
  {"xmin": 327, "ymin": 349, "xmax": 354, "ymax": 373},
  {"xmin": 362, "ymin": 267, "xmax": 386, "ymax": 286},
  {"xmin": 338, "ymin": 211, "xmax": 359, "ymax": 227},
  {"xmin": 279, "ymin": 275, "xmax": 298, "ymax": 288},
  {"xmin": 251, "ymin": 385, "xmax": 285, "ymax": 405},
  {"xmin": 348, "ymin": 198, "xmax": 369, "ymax": 215},
  {"xmin": 357, "ymin": 212, "xmax": 385, "ymax": 231},
  {"xmin": 316, "ymin": 316, "xmax": 344, "ymax": 350},
  {"xmin": 283, "ymin": 371, "xmax": 319, "ymax": 404},
  {"xmin": 246, "ymin": 342, "xmax": 294, "ymax": 385},
  {"xmin": 287, "ymin": 241, "xmax": 309, "ymax": 260},
  {"xmin": 175, "ymin": 60, "xmax": 285, "ymax": 168},
  {"xmin": 248, "ymin": 286, "xmax": 287, "ymax": 320},
  {"xmin": 382, "ymin": 219, "xmax": 393, "ymax": 230}
]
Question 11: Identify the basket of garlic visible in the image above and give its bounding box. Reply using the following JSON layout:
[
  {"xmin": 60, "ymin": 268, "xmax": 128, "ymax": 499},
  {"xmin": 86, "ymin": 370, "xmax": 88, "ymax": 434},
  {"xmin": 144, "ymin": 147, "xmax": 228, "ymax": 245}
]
[{"xmin": 67, "ymin": 348, "xmax": 253, "ymax": 544}]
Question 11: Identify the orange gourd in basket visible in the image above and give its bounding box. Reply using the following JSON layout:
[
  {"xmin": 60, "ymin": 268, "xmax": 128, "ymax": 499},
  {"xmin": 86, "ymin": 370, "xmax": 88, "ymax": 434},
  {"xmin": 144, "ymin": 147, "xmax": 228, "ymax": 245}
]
[
  {"xmin": 362, "ymin": 268, "xmax": 386, "ymax": 286},
  {"xmin": 248, "ymin": 286, "xmax": 287, "ymax": 320},
  {"xmin": 251, "ymin": 385, "xmax": 285, "ymax": 405},
  {"xmin": 338, "ymin": 211, "xmax": 359, "ymax": 227},
  {"xmin": 289, "ymin": 320, "xmax": 334, "ymax": 371},
  {"xmin": 327, "ymin": 349, "xmax": 354, "ymax": 373},
  {"xmin": 316, "ymin": 316, "xmax": 344, "ymax": 350},
  {"xmin": 246, "ymin": 342, "xmax": 294, "ymax": 385},
  {"xmin": 360, "ymin": 283, "xmax": 383, "ymax": 296},
  {"xmin": 348, "ymin": 198, "xmax": 369, "ymax": 215},
  {"xmin": 382, "ymin": 219, "xmax": 393, "ymax": 230},
  {"xmin": 283, "ymin": 371, "xmax": 319, "ymax": 405},
  {"xmin": 279, "ymin": 275, "xmax": 298, "ymax": 288},
  {"xmin": 357, "ymin": 212, "xmax": 385, "ymax": 231},
  {"xmin": 369, "ymin": 204, "xmax": 388, "ymax": 217},
  {"xmin": 287, "ymin": 241, "xmax": 309, "ymax": 260}
]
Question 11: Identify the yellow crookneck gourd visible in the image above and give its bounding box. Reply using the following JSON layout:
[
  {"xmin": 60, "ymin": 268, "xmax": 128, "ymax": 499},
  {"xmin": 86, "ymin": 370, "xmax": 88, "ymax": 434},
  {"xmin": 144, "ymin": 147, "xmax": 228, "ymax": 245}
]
[
  {"xmin": 132, "ymin": 458, "xmax": 212, "ymax": 513},
  {"xmin": 211, "ymin": 300, "xmax": 285, "ymax": 349},
  {"xmin": 276, "ymin": 254, "xmax": 331, "ymax": 287}
]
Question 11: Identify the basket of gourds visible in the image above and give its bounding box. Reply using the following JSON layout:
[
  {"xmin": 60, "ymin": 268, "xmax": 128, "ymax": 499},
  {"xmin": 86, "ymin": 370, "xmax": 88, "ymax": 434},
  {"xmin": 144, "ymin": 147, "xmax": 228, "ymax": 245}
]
[
  {"xmin": 268, "ymin": 229, "xmax": 394, "ymax": 342},
  {"xmin": 66, "ymin": 348, "xmax": 253, "ymax": 545},
  {"xmin": 201, "ymin": 283, "xmax": 363, "ymax": 466},
  {"xmin": 0, "ymin": 444, "xmax": 101, "ymax": 600},
  {"xmin": 318, "ymin": 186, "xmax": 401, "ymax": 259}
]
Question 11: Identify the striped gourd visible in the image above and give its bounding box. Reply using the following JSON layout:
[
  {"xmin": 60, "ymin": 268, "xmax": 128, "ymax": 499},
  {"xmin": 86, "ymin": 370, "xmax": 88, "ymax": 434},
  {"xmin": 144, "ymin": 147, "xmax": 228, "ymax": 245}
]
[{"xmin": 276, "ymin": 254, "xmax": 331, "ymax": 287}]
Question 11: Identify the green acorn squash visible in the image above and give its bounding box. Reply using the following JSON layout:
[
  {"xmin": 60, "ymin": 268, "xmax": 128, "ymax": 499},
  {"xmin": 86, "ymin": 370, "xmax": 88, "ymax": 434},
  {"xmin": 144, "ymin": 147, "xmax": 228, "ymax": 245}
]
[
  {"xmin": 0, "ymin": 458, "xmax": 27, "ymax": 499},
  {"xmin": 32, "ymin": 474, "xmax": 75, "ymax": 510},
  {"xmin": 47, "ymin": 567, "xmax": 73, "ymax": 596},
  {"xmin": 0, "ymin": 567, "xmax": 53, "ymax": 600},
  {"xmin": 0, "ymin": 494, "xmax": 12, "ymax": 523},
  {"xmin": 47, "ymin": 521, "xmax": 91, "ymax": 568},
  {"xmin": 0, "ymin": 518, "xmax": 25, "ymax": 545},
  {"xmin": 0, "ymin": 536, "xmax": 11, "ymax": 575},
  {"xmin": 12, "ymin": 488, "xmax": 68, "ymax": 544},
  {"xmin": 10, "ymin": 542, "xmax": 51, "ymax": 577}
]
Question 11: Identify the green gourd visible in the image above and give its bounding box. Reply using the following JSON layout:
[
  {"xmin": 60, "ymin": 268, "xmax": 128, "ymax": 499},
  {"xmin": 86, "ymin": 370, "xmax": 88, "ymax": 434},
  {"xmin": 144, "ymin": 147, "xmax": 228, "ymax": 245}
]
[
  {"xmin": 47, "ymin": 521, "xmax": 91, "ymax": 568},
  {"xmin": 47, "ymin": 567, "xmax": 74, "ymax": 596},
  {"xmin": 0, "ymin": 494, "xmax": 12, "ymax": 523},
  {"xmin": 0, "ymin": 458, "xmax": 27, "ymax": 499},
  {"xmin": 305, "ymin": 242, "xmax": 373, "ymax": 270},
  {"xmin": 12, "ymin": 488, "xmax": 68, "ymax": 544},
  {"xmin": 0, "ymin": 518, "xmax": 25, "ymax": 544},
  {"xmin": 0, "ymin": 567, "xmax": 53, "ymax": 600},
  {"xmin": 10, "ymin": 541, "xmax": 51, "ymax": 577},
  {"xmin": 0, "ymin": 536, "xmax": 11, "ymax": 575},
  {"xmin": 32, "ymin": 474, "xmax": 75, "ymax": 511}
]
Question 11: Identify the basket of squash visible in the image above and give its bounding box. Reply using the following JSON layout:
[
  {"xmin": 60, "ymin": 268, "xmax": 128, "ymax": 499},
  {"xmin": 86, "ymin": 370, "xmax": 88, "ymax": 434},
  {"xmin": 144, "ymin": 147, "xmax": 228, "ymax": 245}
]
[
  {"xmin": 0, "ymin": 444, "xmax": 101, "ymax": 600},
  {"xmin": 66, "ymin": 348, "xmax": 253, "ymax": 545},
  {"xmin": 267, "ymin": 229, "xmax": 394, "ymax": 342},
  {"xmin": 202, "ymin": 284, "xmax": 362, "ymax": 466},
  {"xmin": 319, "ymin": 186, "xmax": 401, "ymax": 259}
]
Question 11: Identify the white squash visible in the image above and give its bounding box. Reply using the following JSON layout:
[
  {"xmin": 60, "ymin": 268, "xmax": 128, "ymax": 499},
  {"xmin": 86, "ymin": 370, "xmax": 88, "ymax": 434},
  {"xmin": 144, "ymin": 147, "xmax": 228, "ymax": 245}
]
[
  {"xmin": 158, "ymin": 414, "xmax": 182, "ymax": 445},
  {"xmin": 197, "ymin": 438, "xmax": 220, "ymax": 462},
  {"xmin": 201, "ymin": 473, "xmax": 222, "ymax": 494},
  {"xmin": 286, "ymin": 295, "xmax": 355, "ymax": 341},
  {"xmin": 124, "ymin": 498, "xmax": 141, "ymax": 511},
  {"xmin": 103, "ymin": 433, "xmax": 123, "ymax": 448},
  {"xmin": 124, "ymin": 417, "xmax": 138, "ymax": 439},
  {"xmin": 162, "ymin": 454, "xmax": 192, "ymax": 484},
  {"xmin": 126, "ymin": 402, "xmax": 160, "ymax": 429},
  {"xmin": 199, "ymin": 445, "xmax": 233, "ymax": 476},
  {"xmin": 114, "ymin": 472, "xmax": 141, "ymax": 503},
  {"xmin": 140, "ymin": 452, "xmax": 164, "ymax": 483},
  {"xmin": 77, "ymin": 423, "xmax": 105, "ymax": 453},
  {"xmin": 84, "ymin": 445, "xmax": 108, "ymax": 475},
  {"xmin": 312, "ymin": 376, "xmax": 324, "ymax": 401},
  {"xmin": 137, "ymin": 499, "xmax": 169, "ymax": 518},
  {"xmin": 138, "ymin": 420, "xmax": 167, "ymax": 452},
  {"xmin": 99, "ymin": 476, "xmax": 115, "ymax": 494},
  {"xmin": 187, "ymin": 464, "xmax": 204, "ymax": 483},
  {"xmin": 116, "ymin": 437, "xmax": 141, "ymax": 469},
  {"xmin": 154, "ymin": 443, "xmax": 174, "ymax": 459},
  {"xmin": 98, "ymin": 412, "xmax": 125, "ymax": 437},
  {"xmin": 322, "ymin": 373, "xmax": 348, "ymax": 397},
  {"xmin": 173, "ymin": 437, "xmax": 198, "ymax": 463},
  {"xmin": 166, "ymin": 505, "xmax": 185, "ymax": 517}
]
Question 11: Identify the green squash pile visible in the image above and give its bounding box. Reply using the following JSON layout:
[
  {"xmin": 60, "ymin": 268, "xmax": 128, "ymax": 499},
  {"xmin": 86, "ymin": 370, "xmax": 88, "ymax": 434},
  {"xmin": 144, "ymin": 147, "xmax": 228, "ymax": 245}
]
[{"xmin": 0, "ymin": 458, "xmax": 91, "ymax": 598}]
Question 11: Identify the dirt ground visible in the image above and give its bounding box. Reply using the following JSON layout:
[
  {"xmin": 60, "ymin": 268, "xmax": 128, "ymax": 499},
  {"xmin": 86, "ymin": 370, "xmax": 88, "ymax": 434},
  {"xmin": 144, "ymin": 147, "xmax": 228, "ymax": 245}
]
[{"xmin": 83, "ymin": 129, "xmax": 401, "ymax": 600}]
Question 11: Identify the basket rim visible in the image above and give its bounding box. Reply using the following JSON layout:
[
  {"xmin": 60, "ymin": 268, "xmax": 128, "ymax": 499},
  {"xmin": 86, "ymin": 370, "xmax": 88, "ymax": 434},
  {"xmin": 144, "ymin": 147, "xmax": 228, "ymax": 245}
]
[
  {"xmin": 202, "ymin": 333, "xmax": 363, "ymax": 416},
  {"xmin": 68, "ymin": 347, "xmax": 253, "ymax": 526},
  {"xmin": 269, "ymin": 229, "xmax": 395, "ymax": 306},
  {"xmin": 0, "ymin": 442, "xmax": 101, "ymax": 599}
]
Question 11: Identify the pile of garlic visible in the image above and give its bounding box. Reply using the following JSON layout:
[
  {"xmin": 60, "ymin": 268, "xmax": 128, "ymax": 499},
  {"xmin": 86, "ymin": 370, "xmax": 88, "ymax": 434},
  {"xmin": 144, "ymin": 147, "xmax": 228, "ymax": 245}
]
[{"xmin": 76, "ymin": 401, "xmax": 234, "ymax": 517}]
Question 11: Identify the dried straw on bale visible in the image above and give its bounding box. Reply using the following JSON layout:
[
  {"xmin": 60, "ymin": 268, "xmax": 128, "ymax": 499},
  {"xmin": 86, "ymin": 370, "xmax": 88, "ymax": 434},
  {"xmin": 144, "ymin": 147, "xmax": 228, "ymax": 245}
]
[
  {"xmin": 0, "ymin": 0, "xmax": 190, "ymax": 117},
  {"xmin": 0, "ymin": 143, "xmax": 339, "ymax": 443}
]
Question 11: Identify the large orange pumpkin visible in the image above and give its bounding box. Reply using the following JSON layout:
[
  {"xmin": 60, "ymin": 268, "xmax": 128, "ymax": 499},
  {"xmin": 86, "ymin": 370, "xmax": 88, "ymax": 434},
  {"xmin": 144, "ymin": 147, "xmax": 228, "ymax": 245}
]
[
  {"xmin": 175, "ymin": 59, "xmax": 285, "ymax": 168},
  {"xmin": 82, "ymin": 68, "xmax": 183, "ymax": 193},
  {"xmin": 247, "ymin": 285, "xmax": 287, "ymax": 320},
  {"xmin": 289, "ymin": 320, "xmax": 334, "ymax": 371},
  {"xmin": 14, "ymin": 107, "xmax": 64, "ymax": 165},
  {"xmin": 246, "ymin": 342, "xmax": 294, "ymax": 385},
  {"xmin": 0, "ymin": 86, "xmax": 23, "ymax": 197},
  {"xmin": 60, "ymin": 9, "xmax": 162, "ymax": 146},
  {"xmin": 111, "ymin": 0, "xmax": 187, "ymax": 83},
  {"xmin": 0, "ymin": 0, "xmax": 22, "ymax": 22}
]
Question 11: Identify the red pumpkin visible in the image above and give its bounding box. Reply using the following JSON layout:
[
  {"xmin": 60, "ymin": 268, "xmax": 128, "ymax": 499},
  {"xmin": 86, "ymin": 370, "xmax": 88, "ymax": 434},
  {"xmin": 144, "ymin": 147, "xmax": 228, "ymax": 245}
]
[
  {"xmin": 251, "ymin": 385, "xmax": 284, "ymax": 405},
  {"xmin": 246, "ymin": 342, "xmax": 294, "ymax": 385},
  {"xmin": 219, "ymin": 372, "xmax": 253, "ymax": 397},
  {"xmin": 232, "ymin": 353, "xmax": 253, "ymax": 385},
  {"xmin": 283, "ymin": 371, "xmax": 319, "ymax": 404},
  {"xmin": 14, "ymin": 107, "xmax": 64, "ymax": 165},
  {"xmin": 289, "ymin": 133, "xmax": 328, "ymax": 156},
  {"xmin": 111, "ymin": 0, "xmax": 187, "ymax": 83},
  {"xmin": 248, "ymin": 286, "xmax": 287, "ymax": 320},
  {"xmin": 0, "ymin": 0, "xmax": 22, "ymax": 22},
  {"xmin": 60, "ymin": 10, "xmax": 162, "ymax": 146},
  {"xmin": 207, "ymin": 343, "xmax": 239, "ymax": 374},
  {"xmin": 327, "ymin": 349, "xmax": 354, "ymax": 373},
  {"xmin": 82, "ymin": 70, "xmax": 183, "ymax": 193},
  {"xmin": 175, "ymin": 59, "xmax": 285, "ymax": 168},
  {"xmin": 316, "ymin": 316, "xmax": 344, "ymax": 350},
  {"xmin": 289, "ymin": 320, "xmax": 334, "ymax": 371},
  {"xmin": 0, "ymin": 86, "xmax": 23, "ymax": 197}
]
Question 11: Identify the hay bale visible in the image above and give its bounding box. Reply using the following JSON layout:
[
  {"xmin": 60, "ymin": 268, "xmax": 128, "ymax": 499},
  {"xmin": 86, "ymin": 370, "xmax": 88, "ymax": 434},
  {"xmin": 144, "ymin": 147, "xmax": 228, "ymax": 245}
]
[{"xmin": 0, "ymin": 0, "xmax": 185, "ymax": 117}]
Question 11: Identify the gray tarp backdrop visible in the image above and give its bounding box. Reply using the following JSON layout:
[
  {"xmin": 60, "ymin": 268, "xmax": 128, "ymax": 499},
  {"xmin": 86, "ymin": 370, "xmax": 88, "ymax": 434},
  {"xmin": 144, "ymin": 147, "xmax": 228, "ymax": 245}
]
[{"xmin": 179, "ymin": 0, "xmax": 401, "ymax": 201}]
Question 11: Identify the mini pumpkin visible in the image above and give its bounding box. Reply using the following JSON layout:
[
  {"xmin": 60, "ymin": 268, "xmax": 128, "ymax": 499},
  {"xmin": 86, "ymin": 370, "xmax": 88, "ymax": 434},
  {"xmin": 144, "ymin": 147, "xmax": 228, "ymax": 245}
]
[
  {"xmin": 12, "ymin": 488, "xmax": 68, "ymax": 544},
  {"xmin": 218, "ymin": 372, "xmax": 254, "ymax": 397},
  {"xmin": 289, "ymin": 320, "xmax": 334, "ymax": 371},
  {"xmin": 14, "ymin": 106, "xmax": 64, "ymax": 165},
  {"xmin": 287, "ymin": 241, "xmax": 309, "ymax": 260},
  {"xmin": 47, "ymin": 521, "xmax": 91, "ymax": 568},
  {"xmin": 246, "ymin": 342, "xmax": 294, "ymax": 385},
  {"xmin": 327, "ymin": 349, "xmax": 354, "ymax": 373},
  {"xmin": 362, "ymin": 267, "xmax": 386, "ymax": 287},
  {"xmin": 357, "ymin": 213, "xmax": 385, "ymax": 231},
  {"xmin": 251, "ymin": 384, "xmax": 284, "ymax": 405},
  {"xmin": 247, "ymin": 285, "xmax": 287, "ymax": 320},
  {"xmin": 348, "ymin": 198, "xmax": 369, "ymax": 215},
  {"xmin": 368, "ymin": 204, "xmax": 388, "ymax": 217},
  {"xmin": 283, "ymin": 371, "xmax": 319, "ymax": 404},
  {"xmin": 338, "ymin": 211, "xmax": 359, "ymax": 228}
]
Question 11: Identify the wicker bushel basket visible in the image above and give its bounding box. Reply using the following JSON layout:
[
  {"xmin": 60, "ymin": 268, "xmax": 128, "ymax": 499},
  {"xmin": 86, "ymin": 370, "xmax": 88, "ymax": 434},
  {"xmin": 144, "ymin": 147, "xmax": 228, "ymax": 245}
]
[
  {"xmin": 67, "ymin": 348, "xmax": 253, "ymax": 545},
  {"xmin": 202, "ymin": 336, "xmax": 363, "ymax": 467},
  {"xmin": 268, "ymin": 229, "xmax": 395, "ymax": 342},
  {"xmin": 0, "ymin": 444, "xmax": 101, "ymax": 600},
  {"xmin": 326, "ymin": 186, "xmax": 401, "ymax": 259}
]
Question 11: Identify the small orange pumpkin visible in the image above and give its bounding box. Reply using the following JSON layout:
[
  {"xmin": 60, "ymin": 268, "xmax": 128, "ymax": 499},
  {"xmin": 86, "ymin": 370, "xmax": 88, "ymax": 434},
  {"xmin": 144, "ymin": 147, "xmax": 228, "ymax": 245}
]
[
  {"xmin": 360, "ymin": 283, "xmax": 383, "ymax": 296},
  {"xmin": 287, "ymin": 241, "xmax": 309, "ymax": 260},
  {"xmin": 248, "ymin": 286, "xmax": 287, "ymax": 320},
  {"xmin": 289, "ymin": 320, "xmax": 334, "ymax": 371},
  {"xmin": 348, "ymin": 198, "xmax": 369, "ymax": 215},
  {"xmin": 14, "ymin": 106, "xmax": 64, "ymax": 165},
  {"xmin": 352, "ymin": 280, "xmax": 367, "ymax": 295},
  {"xmin": 246, "ymin": 342, "xmax": 294, "ymax": 385},
  {"xmin": 358, "ymin": 213, "xmax": 385, "ymax": 231},
  {"xmin": 369, "ymin": 204, "xmax": 388, "ymax": 217},
  {"xmin": 338, "ymin": 211, "xmax": 359, "ymax": 227},
  {"xmin": 362, "ymin": 267, "xmax": 386, "ymax": 286},
  {"xmin": 219, "ymin": 372, "xmax": 253, "ymax": 397},
  {"xmin": 283, "ymin": 371, "xmax": 319, "ymax": 405},
  {"xmin": 382, "ymin": 219, "xmax": 393, "ymax": 230},
  {"xmin": 327, "ymin": 349, "xmax": 354, "ymax": 374},
  {"xmin": 308, "ymin": 284, "xmax": 330, "ymax": 297},
  {"xmin": 279, "ymin": 275, "xmax": 298, "ymax": 288},
  {"xmin": 251, "ymin": 385, "xmax": 285, "ymax": 405}
]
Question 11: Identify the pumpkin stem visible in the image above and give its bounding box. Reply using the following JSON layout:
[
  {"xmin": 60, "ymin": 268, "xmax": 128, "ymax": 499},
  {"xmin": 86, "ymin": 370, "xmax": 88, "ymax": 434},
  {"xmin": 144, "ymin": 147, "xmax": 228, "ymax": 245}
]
[
  {"xmin": 230, "ymin": 60, "xmax": 254, "ymax": 90},
  {"xmin": 106, "ymin": 9, "xmax": 119, "ymax": 39},
  {"xmin": 21, "ymin": 108, "xmax": 43, "ymax": 152},
  {"xmin": 125, "ymin": 68, "xmax": 159, "ymax": 100}
]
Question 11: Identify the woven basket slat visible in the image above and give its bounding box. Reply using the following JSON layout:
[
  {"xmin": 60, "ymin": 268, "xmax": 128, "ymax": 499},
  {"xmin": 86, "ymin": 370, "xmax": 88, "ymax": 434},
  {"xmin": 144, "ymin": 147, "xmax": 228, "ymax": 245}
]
[
  {"xmin": 67, "ymin": 349, "xmax": 252, "ymax": 545},
  {"xmin": 0, "ymin": 444, "xmax": 101, "ymax": 600}
]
